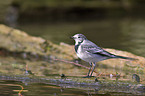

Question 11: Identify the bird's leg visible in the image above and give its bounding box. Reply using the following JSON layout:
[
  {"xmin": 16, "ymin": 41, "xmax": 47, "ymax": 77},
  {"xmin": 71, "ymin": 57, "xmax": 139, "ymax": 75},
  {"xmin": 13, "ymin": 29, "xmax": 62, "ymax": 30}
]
[
  {"xmin": 89, "ymin": 62, "xmax": 96, "ymax": 77},
  {"xmin": 87, "ymin": 62, "xmax": 92, "ymax": 76},
  {"xmin": 83, "ymin": 62, "xmax": 92, "ymax": 78}
]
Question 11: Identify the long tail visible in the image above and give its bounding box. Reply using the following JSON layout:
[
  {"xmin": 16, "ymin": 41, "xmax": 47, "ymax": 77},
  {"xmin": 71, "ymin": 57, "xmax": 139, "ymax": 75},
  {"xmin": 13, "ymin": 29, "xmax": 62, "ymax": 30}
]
[{"xmin": 115, "ymin": 55, "xmax": 137, "ymax": 61}]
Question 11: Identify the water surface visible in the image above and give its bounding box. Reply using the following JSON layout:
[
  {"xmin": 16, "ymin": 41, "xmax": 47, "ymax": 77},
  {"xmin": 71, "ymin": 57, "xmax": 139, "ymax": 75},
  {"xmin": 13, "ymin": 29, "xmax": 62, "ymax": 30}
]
[{"xmin": 18, "ymin": 18, "xmax": 145, "ymax": 57}]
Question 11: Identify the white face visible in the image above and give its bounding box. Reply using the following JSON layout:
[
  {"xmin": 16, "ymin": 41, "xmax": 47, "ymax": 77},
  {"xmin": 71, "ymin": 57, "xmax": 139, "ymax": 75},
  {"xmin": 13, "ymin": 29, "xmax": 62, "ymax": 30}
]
[{"xmin": 72, "ymin": 34, "xmax": 87, "ymax": 44}]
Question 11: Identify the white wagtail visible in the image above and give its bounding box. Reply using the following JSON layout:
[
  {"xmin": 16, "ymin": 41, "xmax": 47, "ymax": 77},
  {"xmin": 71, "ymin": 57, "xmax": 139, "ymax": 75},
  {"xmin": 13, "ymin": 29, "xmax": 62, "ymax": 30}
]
[{"xmin": 71, "ymin": 34, "xmax": 136, "ymax": 77}]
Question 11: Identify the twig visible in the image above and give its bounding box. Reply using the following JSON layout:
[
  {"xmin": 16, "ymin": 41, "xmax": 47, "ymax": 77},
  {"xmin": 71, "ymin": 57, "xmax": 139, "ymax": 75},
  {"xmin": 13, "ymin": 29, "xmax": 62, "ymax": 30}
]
[{"xmin": 53, "ymin": 58, "xmax": 98, "ymax": 74}]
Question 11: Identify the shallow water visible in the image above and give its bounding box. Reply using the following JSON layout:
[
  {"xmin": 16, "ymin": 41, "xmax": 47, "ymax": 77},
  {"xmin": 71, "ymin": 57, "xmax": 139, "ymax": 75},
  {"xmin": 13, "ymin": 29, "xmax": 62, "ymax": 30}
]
[{"xmin": 0, "ymin": 79, "xmax": 144, "ymax": 96}]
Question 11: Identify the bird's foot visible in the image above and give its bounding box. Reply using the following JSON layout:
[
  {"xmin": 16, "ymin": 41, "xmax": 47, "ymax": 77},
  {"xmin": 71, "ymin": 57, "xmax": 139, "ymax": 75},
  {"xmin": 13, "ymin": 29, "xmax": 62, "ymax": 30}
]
[{"xmin": 83, "ymin": 75, "xmax": 95, "ymax": 78}]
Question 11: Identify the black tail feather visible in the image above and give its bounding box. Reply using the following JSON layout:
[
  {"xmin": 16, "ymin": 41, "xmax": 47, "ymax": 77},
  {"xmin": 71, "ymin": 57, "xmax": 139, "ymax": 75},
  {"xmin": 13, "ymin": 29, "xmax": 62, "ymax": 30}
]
[{"xmin": 115, "ymin": 55, "xmax": 137, "ymax": 60}]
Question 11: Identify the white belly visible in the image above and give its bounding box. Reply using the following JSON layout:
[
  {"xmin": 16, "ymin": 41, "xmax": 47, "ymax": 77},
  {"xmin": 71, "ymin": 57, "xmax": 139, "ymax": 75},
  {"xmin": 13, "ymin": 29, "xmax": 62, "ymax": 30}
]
[{"xmin": 76, "ymin": 51, "xmax": 107, "ymax": 63}]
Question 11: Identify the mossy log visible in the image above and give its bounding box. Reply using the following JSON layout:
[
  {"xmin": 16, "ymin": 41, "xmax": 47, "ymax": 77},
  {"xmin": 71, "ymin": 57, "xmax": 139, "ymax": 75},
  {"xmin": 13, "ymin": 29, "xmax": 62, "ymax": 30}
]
[{"xmin": 0, "ymin": 24, "xmax": 144, "ymax": 73}]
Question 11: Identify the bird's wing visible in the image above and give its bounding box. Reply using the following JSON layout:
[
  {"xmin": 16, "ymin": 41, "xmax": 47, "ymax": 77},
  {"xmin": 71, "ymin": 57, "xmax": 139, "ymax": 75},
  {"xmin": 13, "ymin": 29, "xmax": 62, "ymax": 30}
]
[{"xmin": 81, "ymin": 41, "xmax": 115, "ymax": 57}]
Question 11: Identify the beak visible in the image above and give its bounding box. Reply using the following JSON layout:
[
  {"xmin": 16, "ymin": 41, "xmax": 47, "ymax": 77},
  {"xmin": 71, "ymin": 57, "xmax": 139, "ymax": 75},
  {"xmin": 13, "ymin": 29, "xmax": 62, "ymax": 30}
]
[{"xmin": 70, "ymin": 36, "xmax": 74, "ymax": 39}]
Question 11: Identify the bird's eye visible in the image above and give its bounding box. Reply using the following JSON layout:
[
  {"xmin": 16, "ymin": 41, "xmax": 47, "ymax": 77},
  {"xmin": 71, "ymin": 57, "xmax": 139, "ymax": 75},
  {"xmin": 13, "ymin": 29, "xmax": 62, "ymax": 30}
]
[{"xmin": 78, "ymin": 37, "xmax": 80, "ymax": 38}]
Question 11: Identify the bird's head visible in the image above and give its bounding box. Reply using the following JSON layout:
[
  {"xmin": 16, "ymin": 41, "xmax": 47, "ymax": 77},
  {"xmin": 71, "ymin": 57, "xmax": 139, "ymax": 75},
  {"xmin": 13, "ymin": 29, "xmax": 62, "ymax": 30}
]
[{"xmin": 71, "ymin": 34, "xmax": 87, "ymax": 43}]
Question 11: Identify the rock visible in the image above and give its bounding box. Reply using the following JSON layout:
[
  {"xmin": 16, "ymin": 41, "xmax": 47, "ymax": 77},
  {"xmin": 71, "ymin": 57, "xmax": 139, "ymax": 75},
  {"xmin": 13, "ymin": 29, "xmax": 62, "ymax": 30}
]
[
  {"xmin": 132, "ymin": 74, "xmax": 140, "ymax": 83},
  {"xmin": 98, "ymin": 48, "xmax": 145, "ymax": 72},
  {"xmin": 0, "ymin": 24, "xmax": 76, "ymax": 60}
]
